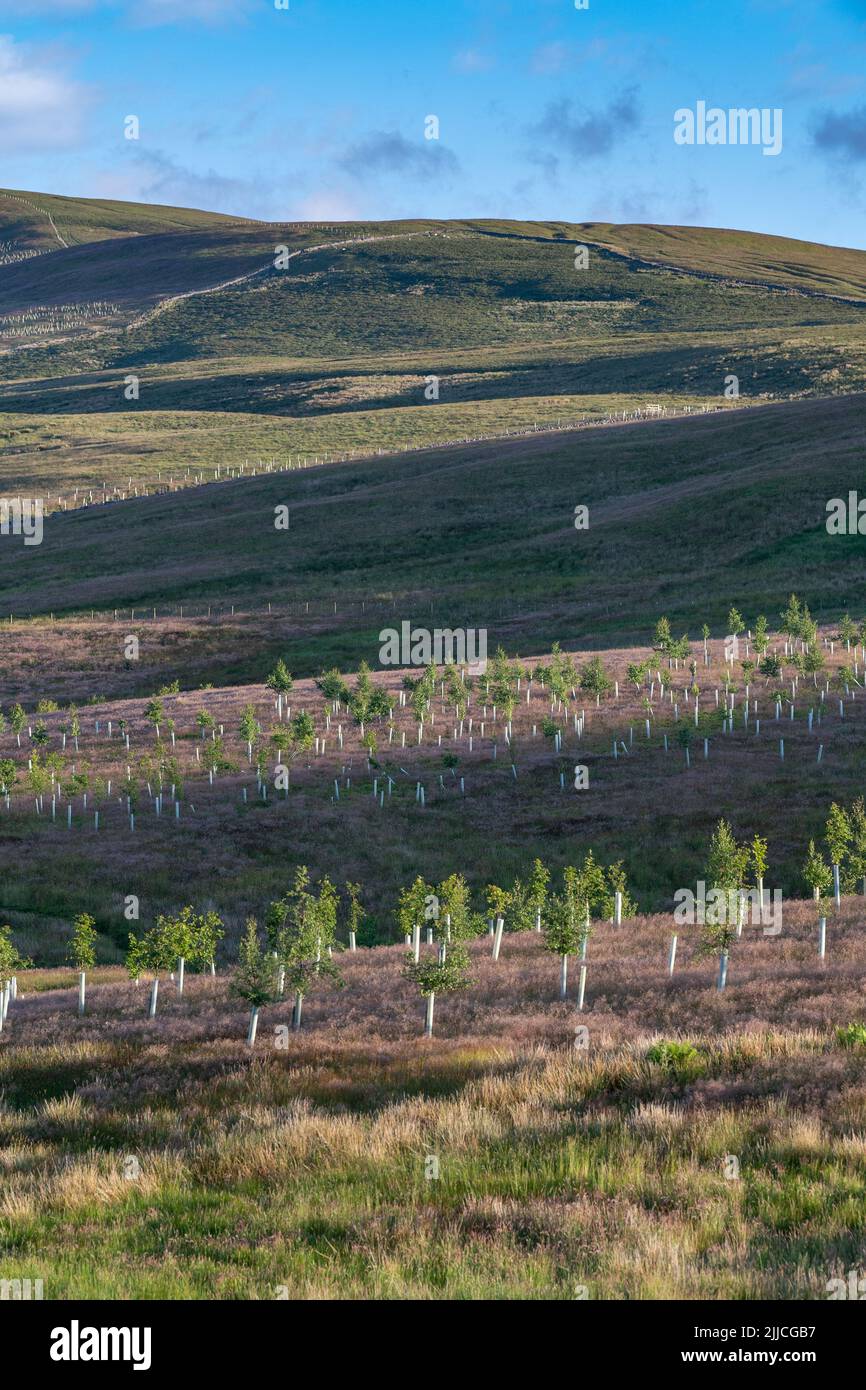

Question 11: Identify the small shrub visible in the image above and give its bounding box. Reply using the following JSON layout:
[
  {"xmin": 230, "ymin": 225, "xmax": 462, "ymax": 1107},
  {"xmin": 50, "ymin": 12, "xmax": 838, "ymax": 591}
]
[{"xmin": 646, "ymin": 1040, "xmax": 704, "ymax": 1074}]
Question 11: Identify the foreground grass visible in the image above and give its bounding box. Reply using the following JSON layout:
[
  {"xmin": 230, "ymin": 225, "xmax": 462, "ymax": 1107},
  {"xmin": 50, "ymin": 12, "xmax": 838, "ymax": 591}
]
[
  {"xmin": 1, "ymin": 912, "xmax": 865, "ymax": 1299},
  {"xmin": 0, "ymin": 1030, "xmax": 863, "ymax": 1299}
]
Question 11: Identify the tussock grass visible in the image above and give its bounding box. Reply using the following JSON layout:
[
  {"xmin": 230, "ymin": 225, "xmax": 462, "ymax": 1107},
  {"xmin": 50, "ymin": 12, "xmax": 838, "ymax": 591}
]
[{"xmin": 0, "ymin": 912, "xmax": 864, "ymax": 1298}]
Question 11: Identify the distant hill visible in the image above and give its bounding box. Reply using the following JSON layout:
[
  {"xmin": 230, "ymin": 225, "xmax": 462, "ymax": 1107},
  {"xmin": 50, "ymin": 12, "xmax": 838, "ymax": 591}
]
[
  {"xmin": 572, "ymin": 222, "xmax": 866, "ymax": 302},
  {"xmin": 4, "ymin": 200, "xmax": 866, "ymax": 353},
  {"xmin": 2, "ymin": 201, "xmax": 866, "ymax": 389},
  {"xmin": 0, "ymin": 187, "xmax": 248, "ymax": 250},
  {"xmin": 2, "ymin": 193, "xmax": 866, "ymax": 620}
]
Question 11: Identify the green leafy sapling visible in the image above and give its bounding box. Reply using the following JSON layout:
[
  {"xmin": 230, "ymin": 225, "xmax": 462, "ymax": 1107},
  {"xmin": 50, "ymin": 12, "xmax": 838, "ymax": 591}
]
[
  {"xmin": 803, "ymin": 839, "xmax": 832, "ymax": 907},
  {"xmin": 543, "ymin": 866, "xmax": 589, "ymax": 1000},
  {"xmin": 68, "ymin": 911, "xmax": 97, "ymax": 1015},
  {"xmin": 0, "ymin": 924, "xmax": 30, "ymax": 1030},
  {"xmin": 128, "ymin": 913, "xmax": 188, "ymax": 1017},
  {"xmin": 345, "ymin": 881, "xmax": 365, "ymax": 951},
  {"xmin": 528, "ymin": 858, "xmax": 550, "ymax": 932},
  {"xmin": 269, "ymin": 867, "xmax": 343, "ymax": 1030},
  {"xmin": 266, "ymin": 660, "xmax": 294, "ymax": 699},
  {"xmin": 232, "ymin": 917, "xmax": 280, "ymax": 1046},
  {"xmin": 700, "ymin": 819, "xmax": 749, "ymax": 986},
  {"xmin": 402, "ymin": 929, "xmax": 471, "ymax": 1037},
  {"xmin": 239, "ymin": 704, "xmax": 261, "ymax": 763},
  {"xmin": 750, "ymin": 834, "xmax": 769, "ymax": 913},
  {"xmin": 144, "ymin": 696, "xmax": 164, "ymax": 738},
  {"xmin": 825, "ymin": 802, "xmax": 852, "ymax": 906},
  {"xmin": 9, "ymin": 704, "xmax": 25, "ymax": 747}
]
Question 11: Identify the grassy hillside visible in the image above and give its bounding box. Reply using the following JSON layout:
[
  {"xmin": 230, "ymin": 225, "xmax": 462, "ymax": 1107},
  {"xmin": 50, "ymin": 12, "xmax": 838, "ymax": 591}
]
[
  {"xmin": 0, "ymin": 227, "xmax": 362, "ymax": 348},
  {"xmin": 0, "ymin": 187, "xmax": 248, "ymax": 248},
  {"xmin": 0, "ymin": 202, "xmax": 445, "ymax": 349},
  {"xmin": 3, "ymin": 394, "xmax": 863, "ymax": 646},
  {"xmin": 0, "ymin": 326, "xmax": 860, "ymax": 416},
  {"xmin": 2, "ymin": 197, "xmax": 865, "ymax": 932},
  {"xmin": 578, "ymin": 222, "xmax": 866, "ymax": 301},
  {"xmin": 0, "ymin": 392, "xmax": 720, "ymax": 511},
  {"xmin": 113, "ymin": 232, "xmax": 866, "ymax": 367},
  {"xmin": 0, "ymin": 229, "xmax": 280, "ymax": 317}
]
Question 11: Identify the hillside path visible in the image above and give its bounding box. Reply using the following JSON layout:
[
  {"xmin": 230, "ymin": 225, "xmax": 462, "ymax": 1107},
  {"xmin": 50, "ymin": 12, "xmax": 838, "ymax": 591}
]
[{"xmin": 125, "ymin": 230, "xmax": 435, "ymax": 331}]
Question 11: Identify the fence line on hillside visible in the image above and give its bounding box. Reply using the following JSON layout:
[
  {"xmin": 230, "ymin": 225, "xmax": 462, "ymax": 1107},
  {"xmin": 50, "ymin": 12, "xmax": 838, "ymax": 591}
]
[{"xmin": 36, "ymin": 394, "xmax": 756, "ymax": 521}]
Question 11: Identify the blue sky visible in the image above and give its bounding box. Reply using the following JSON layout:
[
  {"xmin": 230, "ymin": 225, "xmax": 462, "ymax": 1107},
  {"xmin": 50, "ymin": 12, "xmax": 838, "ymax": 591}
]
[{"xmin": 2, "ymin": 0, "xmax": 866, "ymax": 245}]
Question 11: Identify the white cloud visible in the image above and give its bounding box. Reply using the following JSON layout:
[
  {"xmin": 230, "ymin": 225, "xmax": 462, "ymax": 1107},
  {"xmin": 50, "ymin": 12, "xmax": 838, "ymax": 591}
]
[
  {"xmin": 453, "ymin": 48, "xmax": 494, "ymax": 74},
  {"xmin": 0, "ymin": 2, "xmax": 98, "ymax": 12},
  {"xmin": 295, "ymin": 189, "xmax": 363, "ymax": 221},
  {"xmin": 0, "ymin": 34, "xmax": 91, "ymax": 151},
  {"xmin": 0, "ymin": 0, "xmax": 253, "ymax": 19},
  {"xmin": 128, "ymin": 0, "xmax": 256, "ymax": 26},
  {"xmin": 529, "ymin": 38, "xmax": 610, "ymax": 76}
]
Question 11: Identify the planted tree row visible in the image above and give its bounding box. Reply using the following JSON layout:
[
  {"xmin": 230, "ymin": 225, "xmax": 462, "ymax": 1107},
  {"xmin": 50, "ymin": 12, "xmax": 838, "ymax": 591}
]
[{"xmin": 1, "ymin": 806, "xmax": 862, "ymax": 1042}]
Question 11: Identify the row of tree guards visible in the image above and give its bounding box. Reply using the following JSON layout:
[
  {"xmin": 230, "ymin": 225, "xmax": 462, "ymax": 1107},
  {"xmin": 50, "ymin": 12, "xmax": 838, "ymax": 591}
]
[
  {"xmin": 0, "ymin": 805, "xmax": 859, "ymax": 1040},
  {"xmin": 1, "ymin": 609, "xmax": 863, "ymax": 830}
]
